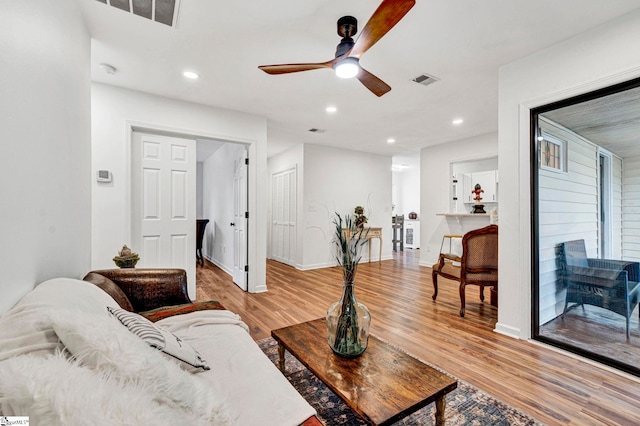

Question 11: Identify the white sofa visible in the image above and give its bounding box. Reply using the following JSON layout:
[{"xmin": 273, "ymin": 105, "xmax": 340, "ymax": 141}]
[{"xmin": 0, "ymin": 271, "xmax": 317, "ymax": 425}]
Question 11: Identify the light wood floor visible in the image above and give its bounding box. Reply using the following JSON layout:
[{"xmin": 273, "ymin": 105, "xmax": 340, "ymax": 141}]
[{"xmin": 196, "ymin": 250, "xmax": 640, "ymax": 425}]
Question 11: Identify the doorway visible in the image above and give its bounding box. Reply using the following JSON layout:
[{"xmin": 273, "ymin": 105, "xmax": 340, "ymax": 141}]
[
  {"xmin": 131, "ymin": 129, "xmax": 250, "ymax": 298},
  {"xmin": 532, "ymin": 76, "xmax": 640, "ymax": 377},
  {"xmin": 197, "ymin": 139, "xmax": 249, "ymax": 291}
]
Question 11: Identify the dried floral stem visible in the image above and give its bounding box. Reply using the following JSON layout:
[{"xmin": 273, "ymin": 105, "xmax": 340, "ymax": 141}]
[
  {"xmin": 330, "ymin": 212, "xmax": 369, "ymax": 356},
  {"xmin": 332, "ymin": 281, "xmax": 364, "ymax": 355}
]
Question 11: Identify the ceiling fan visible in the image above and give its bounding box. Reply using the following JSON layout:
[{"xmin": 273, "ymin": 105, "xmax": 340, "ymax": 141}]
[{"xmin": 258, "ymin": 0, "xmax": 416, "ymax": 97}]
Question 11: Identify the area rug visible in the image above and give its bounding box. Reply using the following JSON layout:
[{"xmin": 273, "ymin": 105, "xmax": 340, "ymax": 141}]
[{"xmin": 258, "ymin": 337, "xmax": 542, "ymax": 425}]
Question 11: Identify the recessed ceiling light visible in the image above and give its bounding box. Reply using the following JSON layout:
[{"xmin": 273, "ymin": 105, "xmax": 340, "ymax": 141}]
[
  {"xmin": 452, "ymin": 118, "xmax": 464, "ymax": 125},
  {"xmin": 326, "ymin": 106, "xmax": 337, "ymax": 113},
  {"xmin": 183, "ymin": 71, "xmax": 199, "ymax": 79},
  {"xmin": 387, "ymin": 138, "xmax": 396, "ymax": 144}
]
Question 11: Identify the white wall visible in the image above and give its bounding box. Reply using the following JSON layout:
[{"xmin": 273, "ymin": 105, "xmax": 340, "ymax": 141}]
[
  {"xmin": 392, "ymin": 152, "xmax": 421, "ymax": 217},
  {"xmin": 91, "ymin": 83, "xmax": 268, "ymax": 293},
  {"xmin": 0, "ymin": 0, "xmax": 91, "ymax": 313},
  {"xmin": 498, "ymin": 9, "xmax": 640, "ymax": 339},
  {"xmin": 419, "ymin": 133, "xmax": 498, "ymax": 266},
  {"xmin": 302, "ymin": 144, "xmax": 392, "ymax": 269},
  {"xmin": 201, "ymin": 143, "xmax": 246, "ymax": 274},
  {"xmin": 196, "ymin": 162, "xmax": 204, "ymax": 219}
]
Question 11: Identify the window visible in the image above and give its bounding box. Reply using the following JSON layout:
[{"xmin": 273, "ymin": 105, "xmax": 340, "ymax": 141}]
[{"xmin": 539, "ymin": 133, "xmax": 566, "ymax": 172}]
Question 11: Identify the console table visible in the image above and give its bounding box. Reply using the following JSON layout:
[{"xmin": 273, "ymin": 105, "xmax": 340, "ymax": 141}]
[{"xmin": 342, "ymin": 227, "xmax": 382, "ymax": 262}]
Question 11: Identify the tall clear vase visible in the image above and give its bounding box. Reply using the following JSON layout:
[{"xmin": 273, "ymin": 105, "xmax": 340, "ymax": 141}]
[{"xmin": 326, "ymin": 280, "xmax": 371, "ymax": 357}]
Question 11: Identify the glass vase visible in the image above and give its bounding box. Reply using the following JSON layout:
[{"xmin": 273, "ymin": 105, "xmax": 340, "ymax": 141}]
[{"xmin": 326, "ymin": 280, "xmax": 371, "ymax": 357}]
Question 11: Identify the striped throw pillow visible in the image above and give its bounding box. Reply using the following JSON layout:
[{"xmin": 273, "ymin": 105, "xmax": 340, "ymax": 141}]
[{"xmin": 107, "ymin": 306, "xmax": 210, "ymax": 371}]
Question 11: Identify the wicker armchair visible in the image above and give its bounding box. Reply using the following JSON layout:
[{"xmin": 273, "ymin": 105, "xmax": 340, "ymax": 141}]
[
  {"xmin": 559, "ymin": 239, "xmax": 640, "ymax": 339},
  {"xmin": 432, "ymin": 225, "xmax": 498, "ymax": 317}
]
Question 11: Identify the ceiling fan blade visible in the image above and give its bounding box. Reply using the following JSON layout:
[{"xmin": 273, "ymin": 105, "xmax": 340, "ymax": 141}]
[
  {"xmin": 349, "ymin": 0, "xmax": 416, "ymax": 59},
  {"xmin": 357, "ymin": 67, "xmax": 391, "ymax": 97},
  {"xmin": 258, "ymin": 60, "xmax": 335, "ymax": 75}
]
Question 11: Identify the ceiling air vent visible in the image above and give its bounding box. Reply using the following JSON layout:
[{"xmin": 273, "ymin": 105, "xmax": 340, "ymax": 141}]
[
  {"xmin": 412, "ymin": 73, "xmax": 439, "ymax": 87},
  {"xmin": 308, "ymin": 128, "xmax": 326, "ymax": 134},
  {"xmin": 95, "ymin": 0, "xmax": 181, "ymax": 27}
]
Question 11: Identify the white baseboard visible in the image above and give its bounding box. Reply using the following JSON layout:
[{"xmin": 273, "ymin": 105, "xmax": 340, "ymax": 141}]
[
  {"xmin": 494, "ymin": 322, "xmax": 521, "ymax": 339},
  {"xmin": 418, "ymin": 260, "xmax": 435, "ymax": 268},
  {"xmin": 206, "ymin": 256, "xmax": 233, "ymax": 276},
  {"xmin": 296, "ymin": 262, "xmax": 336, "ymax": 271}
]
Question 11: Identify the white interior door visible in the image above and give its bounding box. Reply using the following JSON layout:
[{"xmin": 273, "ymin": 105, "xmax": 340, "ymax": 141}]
[
  {"xmin": 271, "ymin": 167, "xmax": 297, "ymax": 266},
  {"xmin": 131, "ymin": 132, "xmax": 196, "ymax": 299},
  {"xmin": 232, "ymin": 150, "xmax": 248, "ymax": 290}
]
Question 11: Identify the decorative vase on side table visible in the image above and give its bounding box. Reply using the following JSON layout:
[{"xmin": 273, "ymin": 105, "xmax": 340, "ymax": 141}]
[{"xmin": 326, "ymin": 212, "xmax": 371, "ymax": 357}]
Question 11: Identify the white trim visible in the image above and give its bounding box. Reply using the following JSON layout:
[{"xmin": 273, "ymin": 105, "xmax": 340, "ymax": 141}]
[
  {"xmin": 269, "ymin": 165, "xmax": 298, "ymax": 266},
  {"xmin": 521, "ymin": 66, "xmax": 640, "ymax": 111},
  {"xmin": 516, "ymin": 103, "xmax": 532, "ymax": 340},
  {"xmin": 538, "ymin": 132, "xmax": 567, "ymax": 173},
  {"xmin": 598, "ymin": 148, "xmax": 614, "ymax": 258},
  {"xmin": 123, "ymin": 120, "xmax": 263, "ymax": 293},
  {"xmin": 494, "ymin": 322, "xmax": 521, "ymax": 339},
  {"xmin": 206, "ymin": 255, "xmax": 233, "ymax": 276},
  {"xmin": 519, "ymin": 67, "xmax": 640, "ymax": 341}
]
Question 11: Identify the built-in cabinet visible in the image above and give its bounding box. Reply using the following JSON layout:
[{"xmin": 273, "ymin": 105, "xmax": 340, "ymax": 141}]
[{"xmin": 461, "ymin": 170, "xmax": 498, "ymax": 203}]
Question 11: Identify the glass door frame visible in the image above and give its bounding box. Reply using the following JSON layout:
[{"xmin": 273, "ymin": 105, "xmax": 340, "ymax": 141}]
[{"xmin": 530, "ymin": 76, "xmax": 640, "ymax": 377}]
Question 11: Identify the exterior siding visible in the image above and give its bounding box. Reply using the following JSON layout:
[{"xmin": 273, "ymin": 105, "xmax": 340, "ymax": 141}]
[
  {"xmin": 611, "ymin": 155, "xmax": 623, "ymax": 259},
  {"xmin": 622, "ymin": 156, "xmax": 640, "ymax": 261},
  {"xmin": 537, "ymin": 118, "xmax": 599, "ymax": 324}
]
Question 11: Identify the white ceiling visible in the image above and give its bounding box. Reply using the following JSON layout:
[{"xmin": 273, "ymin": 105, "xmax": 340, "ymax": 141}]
[{"xmin": 77, "ymin": 0, "xmax": 640, "ymax": 158}]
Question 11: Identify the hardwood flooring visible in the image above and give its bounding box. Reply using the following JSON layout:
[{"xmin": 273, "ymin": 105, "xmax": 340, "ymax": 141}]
[
  {"xmin": 540, "ymin": 305, "xmax": 640, "ymax": 370},
  {"xmin": 196, "ymin": 251, "xmax": 640, "ymax": 425}
]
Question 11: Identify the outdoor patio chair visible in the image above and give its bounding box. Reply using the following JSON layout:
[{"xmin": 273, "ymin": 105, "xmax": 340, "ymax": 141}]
[{"xmin": 559, "ymin": 239, "xmax": 640, "ymax": 340}]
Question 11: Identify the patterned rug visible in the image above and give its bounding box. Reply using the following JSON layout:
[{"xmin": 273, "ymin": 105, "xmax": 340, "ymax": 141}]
[{"xmin": 258, "ymin": 337, "xmax": 542, "ymax": 425}]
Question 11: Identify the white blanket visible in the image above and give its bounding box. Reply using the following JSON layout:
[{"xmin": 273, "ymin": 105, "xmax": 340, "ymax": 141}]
[
  {"xmin": 0, "ymin": 279, "xmax": 316, "ymax": 425},
  {"xmin": 158, "ymin": 311, "xmax": 317, "ymax": 426},
  {"xmin": 0, "ymin": 278, "xmax": 118, "ymax": 361}
]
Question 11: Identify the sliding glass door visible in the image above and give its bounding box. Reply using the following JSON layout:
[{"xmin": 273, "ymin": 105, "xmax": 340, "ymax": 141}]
[{"xmin": 532, "ymin": 77, "xmax": 640, "ymax": 376}]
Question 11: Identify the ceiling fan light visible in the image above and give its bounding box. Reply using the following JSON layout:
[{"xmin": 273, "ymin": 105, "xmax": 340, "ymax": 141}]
[{"xmin": 334, "ymin": 57, "xmax": 360, "ymax": 79}]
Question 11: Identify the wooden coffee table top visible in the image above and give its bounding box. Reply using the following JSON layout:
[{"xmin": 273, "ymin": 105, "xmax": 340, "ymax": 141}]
[{"xmin": 271, "ymin": 318, "xmax": 458, "ymax": 425}]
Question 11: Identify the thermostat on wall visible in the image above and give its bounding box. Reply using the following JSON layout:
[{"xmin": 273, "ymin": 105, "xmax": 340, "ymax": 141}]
[{"xmin": 96, "ymin": 170, "xmax": 112, "ymax": 183}]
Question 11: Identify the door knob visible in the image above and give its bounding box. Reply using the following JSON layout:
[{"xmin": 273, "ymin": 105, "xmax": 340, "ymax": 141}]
[{"xmin": 230, "ymin": 222, "xmax": 235, "ymax": 227}]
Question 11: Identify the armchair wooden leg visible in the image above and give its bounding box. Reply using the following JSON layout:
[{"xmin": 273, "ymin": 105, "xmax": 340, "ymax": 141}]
[
  {"xmin": 432, "ymin": 272, "xmax": 439, "ymax": 301},
  {"xmin": 459, "ymin": 283, "xmax": 466, "ymax": 317}
]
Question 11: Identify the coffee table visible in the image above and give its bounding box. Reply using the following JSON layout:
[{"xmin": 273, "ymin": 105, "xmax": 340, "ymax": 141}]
[{"xmin": 271, "ymin": 318, "xmax": 457, "ymax": 425}]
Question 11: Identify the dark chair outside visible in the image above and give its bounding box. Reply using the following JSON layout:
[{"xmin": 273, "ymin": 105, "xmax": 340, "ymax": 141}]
[
  {"xmin": 559, "ymin": 239, "xmax": 640, "ymax": 340},
  {"xmin": 432, "ymin": 224, "xmax": 498, "ymax": 317},
  {"xmin": 196, "ymin": 219, "xmax": 209, "ymax": 266}
]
